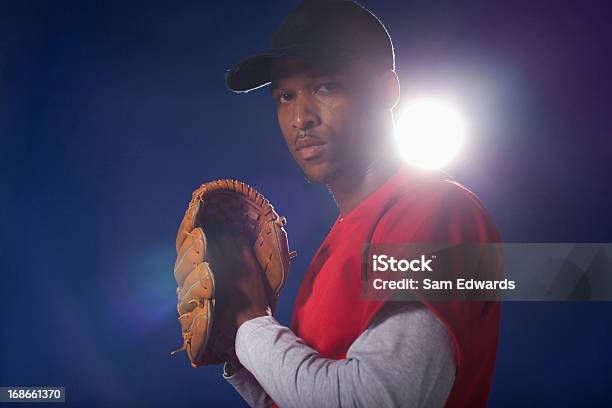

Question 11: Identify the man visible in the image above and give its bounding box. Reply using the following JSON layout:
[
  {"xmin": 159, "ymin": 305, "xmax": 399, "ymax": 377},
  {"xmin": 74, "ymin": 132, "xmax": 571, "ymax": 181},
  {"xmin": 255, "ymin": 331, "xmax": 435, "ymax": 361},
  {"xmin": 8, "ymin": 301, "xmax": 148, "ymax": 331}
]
[{"xmin": 220, "ymin": 1, "xmax": 501, "ymax": 407}]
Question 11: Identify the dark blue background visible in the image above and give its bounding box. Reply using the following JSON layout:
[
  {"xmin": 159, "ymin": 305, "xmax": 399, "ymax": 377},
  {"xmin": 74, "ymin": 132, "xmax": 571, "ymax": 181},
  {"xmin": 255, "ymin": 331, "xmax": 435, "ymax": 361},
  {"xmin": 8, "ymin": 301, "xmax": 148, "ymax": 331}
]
[{"xmin": 2, "ymin": 1, "xmax": 611, "ymax": 406}]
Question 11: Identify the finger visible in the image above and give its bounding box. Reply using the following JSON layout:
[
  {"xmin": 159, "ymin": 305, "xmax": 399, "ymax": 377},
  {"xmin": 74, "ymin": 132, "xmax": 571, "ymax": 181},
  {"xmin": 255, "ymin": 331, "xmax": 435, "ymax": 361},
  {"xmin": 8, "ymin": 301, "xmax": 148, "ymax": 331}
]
[
  {"xmin": 174, "ymin": 227, "xmax": 206, "ymax": 286},
  {"xmin": 187, "ymin": 299, "xmax": 213, "ymax": 366},
  {"xmin": 178, "ymin": 262, "xmax": 215, "ymax": 315},
  {"xmin": 254, "ymin": 219, "xmax": 290, "ymax": 296},
  {"xmin": 175, "ymin": 194, "xmax": 203, "ymax": 252},
  {"xmin": 178, "ymin": 307, "xmax": 194, "ymax": 333}
]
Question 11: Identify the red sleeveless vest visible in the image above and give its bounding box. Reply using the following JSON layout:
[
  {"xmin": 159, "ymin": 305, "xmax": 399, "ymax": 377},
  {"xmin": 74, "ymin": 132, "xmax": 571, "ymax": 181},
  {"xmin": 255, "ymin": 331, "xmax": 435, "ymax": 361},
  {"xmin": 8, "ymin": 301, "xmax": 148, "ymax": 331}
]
[{"xmin": 276, "ymin": 166, "xmax": 501, "ymax": 407}]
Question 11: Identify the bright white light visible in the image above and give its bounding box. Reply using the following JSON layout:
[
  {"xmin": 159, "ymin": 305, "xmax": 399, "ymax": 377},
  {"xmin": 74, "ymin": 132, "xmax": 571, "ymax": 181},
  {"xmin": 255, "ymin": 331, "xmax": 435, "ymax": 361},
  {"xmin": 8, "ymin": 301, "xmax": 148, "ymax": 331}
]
[{"xmin": 394, "ymin": 97, "xmax": 467, "ymax": 169}]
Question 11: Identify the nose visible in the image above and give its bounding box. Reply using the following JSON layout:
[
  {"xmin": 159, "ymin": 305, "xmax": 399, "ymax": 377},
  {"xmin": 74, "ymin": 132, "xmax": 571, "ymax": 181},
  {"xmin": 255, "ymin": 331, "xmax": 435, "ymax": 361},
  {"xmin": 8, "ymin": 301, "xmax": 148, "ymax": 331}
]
[{"xmin": 292, "ymin": 94, "xmax": 320, "ymax": 131}]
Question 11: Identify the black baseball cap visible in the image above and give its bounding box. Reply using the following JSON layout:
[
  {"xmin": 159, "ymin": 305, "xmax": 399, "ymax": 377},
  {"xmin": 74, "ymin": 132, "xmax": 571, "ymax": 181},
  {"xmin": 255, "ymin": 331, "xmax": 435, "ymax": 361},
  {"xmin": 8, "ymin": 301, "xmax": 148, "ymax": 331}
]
[{"xmin": 225, "ymin": 0, "xmax": 395, "ymax": 93}]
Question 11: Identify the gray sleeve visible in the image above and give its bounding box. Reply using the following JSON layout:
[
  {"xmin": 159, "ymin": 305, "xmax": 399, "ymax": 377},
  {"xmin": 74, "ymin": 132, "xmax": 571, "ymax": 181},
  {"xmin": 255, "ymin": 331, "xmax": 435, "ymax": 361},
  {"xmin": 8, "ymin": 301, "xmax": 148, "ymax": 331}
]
[
  {"xmin": 223, "ymin": 364, "xmax": 274, "ymax": 408},
  {"xmin": 234, "ymin": 302, "xmax": 457, "ymax": 408}
]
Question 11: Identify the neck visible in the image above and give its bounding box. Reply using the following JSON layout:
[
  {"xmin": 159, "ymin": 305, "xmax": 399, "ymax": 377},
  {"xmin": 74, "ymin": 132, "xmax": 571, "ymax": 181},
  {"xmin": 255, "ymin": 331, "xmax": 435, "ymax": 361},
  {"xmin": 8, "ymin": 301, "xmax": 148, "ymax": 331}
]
[{"xmin": 328, "ymin": 154, "xmax": 401, "ymax": 217}]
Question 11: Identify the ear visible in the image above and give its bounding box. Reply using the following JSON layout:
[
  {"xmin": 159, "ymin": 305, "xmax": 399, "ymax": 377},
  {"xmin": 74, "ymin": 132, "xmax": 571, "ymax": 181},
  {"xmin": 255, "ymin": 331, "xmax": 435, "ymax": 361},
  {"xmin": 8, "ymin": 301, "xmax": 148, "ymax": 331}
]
[{"xmin": 378, "ymin": 69, "xmax": 400, "ymax": 110}]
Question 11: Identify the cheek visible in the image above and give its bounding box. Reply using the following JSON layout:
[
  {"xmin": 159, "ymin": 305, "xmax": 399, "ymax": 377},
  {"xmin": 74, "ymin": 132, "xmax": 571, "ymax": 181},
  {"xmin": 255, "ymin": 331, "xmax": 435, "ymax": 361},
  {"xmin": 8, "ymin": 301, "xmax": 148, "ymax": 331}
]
[
  {"xmin": 319, "ymin": 99, "xmax": 347, "ymax": 134},
  {"xmin": 319, "ymin": 97, "xmax": 364, "ymax": 144},
  {"xmin": 277, "ymin": 109, "xmax": 293, "ymax": 145}
]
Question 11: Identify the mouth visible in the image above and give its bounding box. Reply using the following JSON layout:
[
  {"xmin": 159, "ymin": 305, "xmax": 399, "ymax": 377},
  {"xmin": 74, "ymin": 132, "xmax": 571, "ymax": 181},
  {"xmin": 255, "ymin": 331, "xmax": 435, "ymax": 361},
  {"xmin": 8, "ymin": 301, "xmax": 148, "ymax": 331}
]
[{"xmin": 295, "ymin": 138, "xmax": 327, "ymax": 161}]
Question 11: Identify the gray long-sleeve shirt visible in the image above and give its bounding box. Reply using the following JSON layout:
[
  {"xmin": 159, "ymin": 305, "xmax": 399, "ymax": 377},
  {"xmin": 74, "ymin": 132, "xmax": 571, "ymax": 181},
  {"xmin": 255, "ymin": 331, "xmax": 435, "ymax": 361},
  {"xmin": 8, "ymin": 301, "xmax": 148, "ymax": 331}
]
[{"xmin": 223, "ymin": 302, "xmax": 457, "ymax": 408}]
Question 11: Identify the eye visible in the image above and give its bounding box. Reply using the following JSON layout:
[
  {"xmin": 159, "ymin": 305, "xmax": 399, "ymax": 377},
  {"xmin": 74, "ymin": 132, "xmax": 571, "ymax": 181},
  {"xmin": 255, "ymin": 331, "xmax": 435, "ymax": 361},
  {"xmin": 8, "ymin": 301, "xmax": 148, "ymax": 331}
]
[
  {"xmin": 277, "ymin": 91, "xmax": 295, "ymax": 104},
  {"xmin": 316, "ymin": 81, "xmax": 341, "ymax": 94}
]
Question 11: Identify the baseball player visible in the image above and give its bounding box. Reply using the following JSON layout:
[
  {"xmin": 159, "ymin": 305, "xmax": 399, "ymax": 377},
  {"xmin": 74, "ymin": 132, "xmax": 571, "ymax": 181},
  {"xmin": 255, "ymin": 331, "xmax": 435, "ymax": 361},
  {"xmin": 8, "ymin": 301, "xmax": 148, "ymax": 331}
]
[{"xmin": 175, "ymin": 1, "xmax": 502, "ymax": 407}]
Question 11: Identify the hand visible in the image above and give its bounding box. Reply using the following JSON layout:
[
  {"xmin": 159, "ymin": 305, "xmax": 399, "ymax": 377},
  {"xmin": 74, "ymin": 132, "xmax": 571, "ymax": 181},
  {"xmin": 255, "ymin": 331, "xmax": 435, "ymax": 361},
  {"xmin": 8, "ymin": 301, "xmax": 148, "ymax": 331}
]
[
  {"xmin": 224, "ymin": 359, "xmax": 244, "ymax": 377},
  {"xmin": 206, "ymin": 229, "xmax": 272, "ymax": 332}
]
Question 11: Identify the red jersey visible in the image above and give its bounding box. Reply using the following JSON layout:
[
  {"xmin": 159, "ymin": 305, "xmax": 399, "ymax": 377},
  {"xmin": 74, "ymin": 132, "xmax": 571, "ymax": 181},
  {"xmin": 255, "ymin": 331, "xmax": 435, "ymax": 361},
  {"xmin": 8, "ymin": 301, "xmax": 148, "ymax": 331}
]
[{"xmin": 289, "ymin": 165, "xmax": 502, "ymax": 407}]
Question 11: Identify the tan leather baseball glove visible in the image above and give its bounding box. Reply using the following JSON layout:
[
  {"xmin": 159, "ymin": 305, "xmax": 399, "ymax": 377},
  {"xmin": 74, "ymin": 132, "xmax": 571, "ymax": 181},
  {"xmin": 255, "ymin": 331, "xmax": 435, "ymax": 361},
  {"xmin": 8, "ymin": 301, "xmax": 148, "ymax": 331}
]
[{"xmin": 171, "ymin": 179, "xmax": 294, "ymax": 367}]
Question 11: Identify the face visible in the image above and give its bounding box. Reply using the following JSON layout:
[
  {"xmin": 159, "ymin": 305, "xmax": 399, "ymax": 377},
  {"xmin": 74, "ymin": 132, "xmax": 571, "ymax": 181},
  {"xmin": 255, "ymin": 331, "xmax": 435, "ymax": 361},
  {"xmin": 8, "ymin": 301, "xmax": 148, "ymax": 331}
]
[{"xmin": 270, "ymin": 58, "xmax": 383, "ymax": 184}]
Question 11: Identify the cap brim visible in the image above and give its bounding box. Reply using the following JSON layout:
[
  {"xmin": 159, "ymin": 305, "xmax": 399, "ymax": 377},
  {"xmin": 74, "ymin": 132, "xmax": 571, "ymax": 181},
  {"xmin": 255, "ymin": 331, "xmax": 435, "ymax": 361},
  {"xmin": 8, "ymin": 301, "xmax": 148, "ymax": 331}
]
[
  {"xmin": 225, "ymin": 52, "xmax": 278, "ymax": 93},
  {"xmin": 225, "ymin": 46, "xmax": 355, "ymax": 93}
]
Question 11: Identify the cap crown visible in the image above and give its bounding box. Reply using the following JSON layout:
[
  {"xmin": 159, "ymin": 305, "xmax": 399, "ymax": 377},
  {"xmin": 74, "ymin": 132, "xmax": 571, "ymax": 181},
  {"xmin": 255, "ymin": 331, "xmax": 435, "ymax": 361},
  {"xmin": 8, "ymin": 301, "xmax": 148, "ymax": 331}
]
[{"xmin": 272, "ymin": 0, "xmax": 394, "ymax": 70}]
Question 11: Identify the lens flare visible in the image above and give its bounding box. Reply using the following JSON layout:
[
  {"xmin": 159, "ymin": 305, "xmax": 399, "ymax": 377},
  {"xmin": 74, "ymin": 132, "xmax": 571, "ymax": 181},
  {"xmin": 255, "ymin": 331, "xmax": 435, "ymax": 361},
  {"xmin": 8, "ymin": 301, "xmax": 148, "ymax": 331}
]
[{"xmin": 394, "ymin": 97, "xmax": 467, "ymax": 169}]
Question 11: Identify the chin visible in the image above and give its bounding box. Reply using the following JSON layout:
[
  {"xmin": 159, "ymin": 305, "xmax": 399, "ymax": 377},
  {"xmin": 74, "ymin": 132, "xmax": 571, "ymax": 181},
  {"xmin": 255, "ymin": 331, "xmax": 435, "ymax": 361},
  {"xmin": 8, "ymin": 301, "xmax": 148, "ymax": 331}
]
[{"xmin": 301, "ymin": 162, "xmax": 341, "ymax": 185}]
